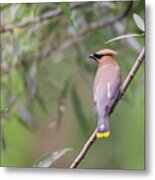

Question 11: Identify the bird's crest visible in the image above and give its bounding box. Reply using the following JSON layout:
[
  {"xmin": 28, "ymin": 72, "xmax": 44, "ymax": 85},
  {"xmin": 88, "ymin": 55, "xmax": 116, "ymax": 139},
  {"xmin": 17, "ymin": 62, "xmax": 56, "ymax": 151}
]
[
  {"xmin": 96, "ymin": 49, "xmax": 117, "ymax": 56},
  {"xmin": 89, "ymin": 49, "xmax": 117, "ymax": 62}
]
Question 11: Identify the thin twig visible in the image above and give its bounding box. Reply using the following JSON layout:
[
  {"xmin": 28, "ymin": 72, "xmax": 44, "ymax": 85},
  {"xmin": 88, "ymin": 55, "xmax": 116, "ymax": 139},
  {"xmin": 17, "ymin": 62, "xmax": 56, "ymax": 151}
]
[
  {"xmin": 0, "ymin": 2, "xmax": 87, "ymax": 33},
  {"xmin": 1, "ymin": 1, "xmax": 132, "ymax": 34},
  {"xmin": 77, "ymin": 1, "xmax": 133, "ymax": 37},
  {"xmin": 1, "ymin": 1, "xmax": 133, "ymax": 75},
  {"xmin": 29, "ymin": 1, "xmax": 133, "ymax": 60},
  {"xmin": 70, "ymin": 47, "xmax": 145, "ymax": 169}
]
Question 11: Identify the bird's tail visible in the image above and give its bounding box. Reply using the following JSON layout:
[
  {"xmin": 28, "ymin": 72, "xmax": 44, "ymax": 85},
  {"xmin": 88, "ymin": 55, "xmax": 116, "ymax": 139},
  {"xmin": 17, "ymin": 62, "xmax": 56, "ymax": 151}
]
[{"xmin": 96, "ymin": 115, "xmax": 110, "ymax": 138}]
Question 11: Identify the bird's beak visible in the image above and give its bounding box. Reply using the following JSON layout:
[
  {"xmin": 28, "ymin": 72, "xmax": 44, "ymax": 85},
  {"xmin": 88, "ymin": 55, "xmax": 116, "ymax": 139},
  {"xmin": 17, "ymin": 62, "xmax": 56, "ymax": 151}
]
[{"xmin": 89, "ymin": 54, "xmax": 98, "ymax": 62}]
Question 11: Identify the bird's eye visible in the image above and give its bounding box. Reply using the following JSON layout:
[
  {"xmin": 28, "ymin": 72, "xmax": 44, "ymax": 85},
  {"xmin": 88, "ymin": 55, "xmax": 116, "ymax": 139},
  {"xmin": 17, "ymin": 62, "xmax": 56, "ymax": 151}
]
[{"xmin": 93, "ymin": 54, "xmax": 103, "ymax": 59}]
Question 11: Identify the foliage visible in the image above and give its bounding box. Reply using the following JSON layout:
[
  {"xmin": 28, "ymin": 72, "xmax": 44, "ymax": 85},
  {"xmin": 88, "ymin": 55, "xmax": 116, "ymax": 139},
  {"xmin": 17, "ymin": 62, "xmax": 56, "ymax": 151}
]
[
  {"xmin": 106, "ymin": 13, "xmax": 145, "ymax": 44},
  {"xmin": 0, "ymin": 1, "xmax": 145, "ymax": 169},
  {"xmin": 33, "ymin": 148, "xmax": 72, "ymax": 167}
]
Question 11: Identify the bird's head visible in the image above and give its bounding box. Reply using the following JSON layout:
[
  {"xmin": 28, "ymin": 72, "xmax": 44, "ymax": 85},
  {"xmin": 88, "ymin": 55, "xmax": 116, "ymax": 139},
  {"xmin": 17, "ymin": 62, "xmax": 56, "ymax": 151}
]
[{"xmin": 89, "ymin": 49, "xmax": 117, "ymax": 63}]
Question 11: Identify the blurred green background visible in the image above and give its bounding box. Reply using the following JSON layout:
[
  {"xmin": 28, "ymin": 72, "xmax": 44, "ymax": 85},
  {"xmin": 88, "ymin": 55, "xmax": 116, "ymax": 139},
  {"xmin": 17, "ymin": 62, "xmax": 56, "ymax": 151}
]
[{"xmin": 0, "ymin": 1, "xmax": 145, "ymax": 169}]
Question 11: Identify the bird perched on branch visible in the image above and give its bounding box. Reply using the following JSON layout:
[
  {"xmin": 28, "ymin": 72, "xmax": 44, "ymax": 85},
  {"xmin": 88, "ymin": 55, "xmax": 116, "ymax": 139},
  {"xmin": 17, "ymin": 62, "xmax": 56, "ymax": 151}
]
[{"xmin": 89, "ymin": 49, "xmax": 121, "ymax": 138}]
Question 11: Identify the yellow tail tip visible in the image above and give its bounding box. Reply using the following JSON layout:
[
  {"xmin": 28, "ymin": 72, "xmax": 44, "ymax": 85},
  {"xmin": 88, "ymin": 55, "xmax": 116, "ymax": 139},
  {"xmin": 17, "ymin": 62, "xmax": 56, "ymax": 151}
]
[{"xmin": 96, "ymin": 131, "xmax": 110, "ymax": 138}]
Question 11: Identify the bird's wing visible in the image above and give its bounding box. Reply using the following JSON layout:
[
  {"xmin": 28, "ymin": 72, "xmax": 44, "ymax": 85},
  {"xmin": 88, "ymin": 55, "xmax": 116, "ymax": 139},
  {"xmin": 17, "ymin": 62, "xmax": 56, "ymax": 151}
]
[
  {"xmin": 94, "ymin": 84, "xmax": 107, "ymax": 118},
  {"xmin": 94, "ymin": 67, "xmax": 121, "ymax": 117},
  {"xmin": 105, "ymin": 79, "xmax": 121, "ymax": 109},
  {"xmin": 93, "ymin": 102, "xmax": 97, "ymax": 118}
]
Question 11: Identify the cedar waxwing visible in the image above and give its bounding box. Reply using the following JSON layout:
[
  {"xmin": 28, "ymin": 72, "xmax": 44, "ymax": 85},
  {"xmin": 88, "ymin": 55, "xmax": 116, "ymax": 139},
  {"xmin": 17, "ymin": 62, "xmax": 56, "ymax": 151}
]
[{"xmin": 89, "ymin": 49, "xmax": 121, "ymax": 138}]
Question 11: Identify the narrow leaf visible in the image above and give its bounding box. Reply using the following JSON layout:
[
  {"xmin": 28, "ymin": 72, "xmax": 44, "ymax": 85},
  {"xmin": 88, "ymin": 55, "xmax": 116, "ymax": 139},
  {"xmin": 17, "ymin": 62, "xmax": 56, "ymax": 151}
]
[
  {"xmin": 57, "ymin": 77, "xmax": 71, "ymax": 126},
  {"xmin": 0, "ymin": 133, "xmax": 6, "ymax": 150},
  {"xmin": 133, "ymin": 13, "xmax": 145, "ymax": 32},
  {"xmin": 33, "ymin": 148, "xmax": 72, "ymax": 167},
  {"xmin": 71, "ymin": 86, "xmax": 87, "ymax": 133},
  {"xmin": 35, "ymin": 92, "xmax": 47, "ymax": 113},
  {"xmin": 105, "ymin": 33, "xmax": 144, "ymax": 44},
  {"xmin": 16, "ymin": 103, "xmax": 36, "ymax": 129},
  {"xmin": 61, "ymin": 3, "xmax": 71, "ymax": 17},
  {"xmin": 0, "ymin": 96, "xmax": 18, "ymax": 118},
  {"xmin": 0, "ymin": 4, "xmax": 11, "ymax": 11},
  {"xmin": 61, "ymin": 3, "xmax": 74, "ymax": 27}
]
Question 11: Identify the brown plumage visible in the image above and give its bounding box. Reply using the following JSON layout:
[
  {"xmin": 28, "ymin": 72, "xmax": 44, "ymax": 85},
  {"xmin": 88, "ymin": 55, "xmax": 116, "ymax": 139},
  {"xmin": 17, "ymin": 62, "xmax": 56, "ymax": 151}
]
[{"xmin": 89, "ymin": 49, "xmax": 121, "ymax": 138}]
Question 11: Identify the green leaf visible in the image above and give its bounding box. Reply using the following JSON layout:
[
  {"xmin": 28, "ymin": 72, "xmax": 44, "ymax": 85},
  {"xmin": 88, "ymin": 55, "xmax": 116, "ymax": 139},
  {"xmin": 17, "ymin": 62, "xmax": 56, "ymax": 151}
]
[
  {"xmin": 71, "ymin": 86, "xmax": 87, "ymax": 133},
  {"xmin": 105, "ymin": 33, "xmax": 144, "ymax": 44},
  {"xmin": 33, "ymin": 148, "xmax": 72, "ymax": 167},
  {"xmin": 57, "ymin": 76, "xmax": 72, "ymax": 126},
  {"xmin": 61, "ymin": 3, "xmax": 74, "ymax": 27},
  {"xmin": 16, "ymin": 103, "xmax": 36, "ymax": 129},
  {"xmin": 0, "ymin": 132, "xmax": 6, "ymax": 150},
  {"xmin": 60, "ymin": 77, "xmax": 70, "ymax": 98},
  {"xmin": 0, "ymin": 96, "xmax": 18, "ymax": 119},
  {"xmin": 133, "ymin": 13, "xmax": 145, "ymax": 32},
  {"xmin": 0, "ymin": 4, "xmax": 11, "ymax": 11},
  {"xmin": 35, "ymin": 92, "xmax": 47, "ymax": 113},
  {"xmin": 61, "ymin": 3, "xmax": 70, "ymax": 15}
]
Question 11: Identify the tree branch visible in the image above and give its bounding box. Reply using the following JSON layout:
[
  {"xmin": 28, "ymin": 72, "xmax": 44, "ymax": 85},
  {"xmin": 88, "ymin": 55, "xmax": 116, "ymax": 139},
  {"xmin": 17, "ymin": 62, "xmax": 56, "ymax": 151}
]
[
  {"xmin": 1, "ymin": 1, "xmax": 132, "ymax": 34},
  {"xmin": 77, "ymin": 1, "xmax": 133, "ymax": 36},
  {"xmin": 29, "ymin": 1, "xmax": 133, "ymax": 61},
  {"xmin": 70, "ymin": 47, "xmax": 145, "ymax": 169},
  {"xmin": 1, "ymin": 1, "xmax": 133, "ymax": 75},
  {"xmin": 0, "ymin": 2, "xmax": 87, "ymax": 33}
]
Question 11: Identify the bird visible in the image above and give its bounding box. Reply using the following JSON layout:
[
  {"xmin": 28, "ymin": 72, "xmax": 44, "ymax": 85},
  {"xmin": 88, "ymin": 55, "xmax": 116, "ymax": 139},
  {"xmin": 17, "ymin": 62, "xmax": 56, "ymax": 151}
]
[{"xmin": 89, "ymin": 49, "xmax": 121, "ymax": 138}]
